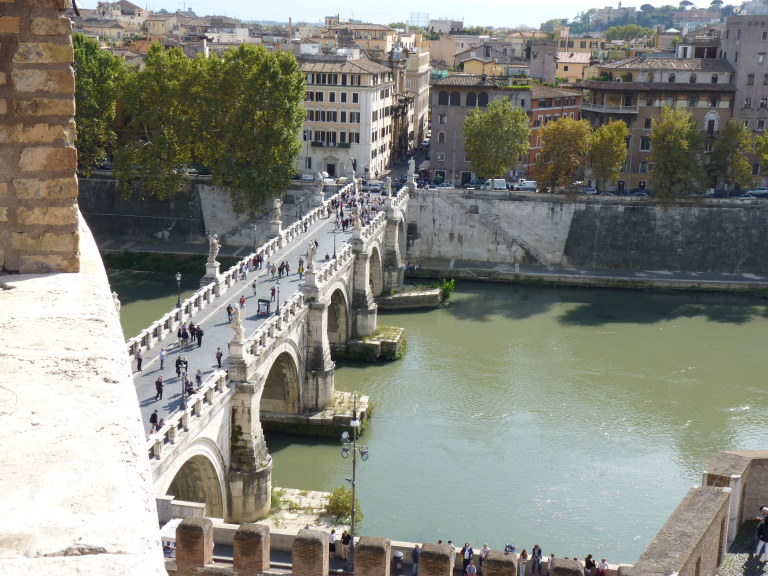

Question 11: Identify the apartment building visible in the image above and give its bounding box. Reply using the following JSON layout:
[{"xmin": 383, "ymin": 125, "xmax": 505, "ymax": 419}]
[
  {"xmin": 580, "ymin": 57, "xmax": 735, "ymax": 192},
  {"xmin": 527, "ymin": 85, "xmax": 583, "ymax": 172},
  {"xmin": 298, "ymin": 52, "xmax": 396, "ymax": 179}
]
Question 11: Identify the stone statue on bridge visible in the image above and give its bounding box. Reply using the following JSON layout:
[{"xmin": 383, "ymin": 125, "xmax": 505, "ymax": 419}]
[
  {"xmin": 271, "ymin": 198, "xmax": 282, "ymax": 222},
  {"xmin": 230, "ymin": 305, "xmax": 244, "ymax": 342},
  {"xmin": 207, "ymin": 234, "xmax": 220, "ymax": 265},
  {"xmin": 408, "ymin": 157, "xmax": 415, "ymax": 177},
  {"xmin": 384, "ymin": 176, "xmax": 392, "ymax": 197},
  {"xmin": 306, "ymin": 241, "xmax": 317, "ymax": 272}
]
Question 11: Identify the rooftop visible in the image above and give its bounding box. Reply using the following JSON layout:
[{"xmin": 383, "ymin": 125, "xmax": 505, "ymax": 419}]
[{"xmin": 601, "ymin": 56, "xmax": 734, "ymax": 72}]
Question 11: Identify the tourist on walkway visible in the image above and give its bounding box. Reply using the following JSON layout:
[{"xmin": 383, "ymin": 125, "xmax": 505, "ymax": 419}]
[
  {"xmin": 479, "ymin": 544, "xmax": 490, "ymax": 571},
  {"xmin": 196, "ymin": 326, "xmax": 204, "ymax": 347},
  {"xmin": 175, "ymin": 356, "xmax": 183, "ymax": 378},
  {"xmin": 149, "ymin": 409, "xmax": 158, "ymax": 432},
  {"xmin": 411, "ymin": 544, "xmax": 420, "ymax": 576},
  {"xmin": 226, "ymin": 304, "xmax": 233, "ymax": 323},
  {"xmin": 177, "ymin": 326, "xmax": 182, "ymax": 347},
  {"xmin": 155, "ymin": 376, "xmax": 163, "ymax": 401},
  {"xmin": 596, "ymin": 559, "xmax": 608, "ymax": 576},
  {"xmin": 584, "ymin": 554, "xmax": 596, "ymax": 576},
  {"xmin": 189, "ymin": 322, "xmax": 196, "ymax": 341},
  {"xmin": 181, "ymin": 327, "xmax": 189, "ymax": 350},
  {"xmin": 252, "ymin": 280, "xmax": 257, "ymax": 297},
  {"xmin": 159, "ymin": 347, "xmax": 166, "ymax": 370},
  {"xmin": 195, "ymin": 369, "xmax": 203, "ymax": 387},
  {"xmin": 285, "ymin": 261, "xmax": 290, "ymax": 275},
  {"xmin": 270, "ymin": 286, "xmax": 276, "ymax": 302},
  {"xmin": 466, "ymin": 559, "xmax": 477, "ymax": 576},
  {"xmin": 757, "ymin": 519, "xmax": 768, "ymax": 560},
  {"xmin": 531, "ymin": 545, "xmax": 542, "ymax": 576},
  {"xmin": 239, "ymin": 295, "xmax": 246, "ymax": 310},
  {"xmin": 341, "ymin": 530, "xmax": 351, "ymax": 561},
  {"xmin": 298, "ymin": 264, "xmax": 304, "ymax": 279},
  {"xmin": 328, "ymin": 529, "xmax": 336, "ymax": 561},
  {"xmin": 547, "ymin": 555, "xmax": 556, "ymax": 576},
  {"xmin": 518, "ymin": 549, "xmax": 528, "ymax": 576},
  {"xmin": 136, "ymin": 348, "xmax": 143, "ymax": 372},
  {"xmin": 462, "ymin": 543, "xmax": 474, "ymax": 573},
  {"xmin": 271, "ymin": 263, "xmax": 277, "ymax": 278},
  {"xmin": 215, "ymin": 347, "xmax": 223, "ymax": 369}
]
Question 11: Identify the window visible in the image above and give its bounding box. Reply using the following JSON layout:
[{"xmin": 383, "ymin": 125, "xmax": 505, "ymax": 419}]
[
  {"xmin": 450, "ymin": 92, "xmax": 460, "ymax": 106},
  {"xmin": 438, "ymin": 132, "xmax": 446, "ymax": 143},
  {"xmin": 327, "ymin": 111, "xmax": 337, "ymax": 122},
  {"xmin": 306, "ymin": 157, "xmax": 312, "ymax": 169},
  {"xmin": 341, "ymin": 92, "xmax": 347, "ymax": 103},
  {"xmin": 314, "ymin": 130, "xmax": 324, "ymax": 141},
  {"xmin": 668, "ymin": 73, "xmax": 676, "ymax": 83},
  {"xmin": 763, "ymin": 31, "xmax": 768, "ymax": 40},
  {"xmin": 340, "ymin": 132, "xmax": 346, "ymax": 143},
  {"xmin": 745, "ymin": 97, "xmax": 752, "ymax": 109},
  {"xmin": 710, "ymin": 96, "xmax": 718, "ymax": 108},
  {"xmin": 648, "ymin": 73, "xmax": 654, "ymax": 82},
  {"xmin": 748, "ymin": 74, "xmax": 755, "ymax": 86},
  {"xmin": 478, "ymin": 93, "xmax": 489, "ymax": 106},
  {"xmin": 315, "ymin": 91, "xmax": 324, "ymax": 102},
  {"xmin": 352, "ymin": 93, "xmax": 359, "ymax": 104},
  {"xmin": 711, "ymin": 74, "xmax": 718, "ymax": 84},
  {"xmin": 640, "ymin": 137, "xmax": 651, "ymax": 151},
  {"xmin": 764, "ymin": 75, "xmax": 768, "ymax": 85},
  {"xmin": 760, "ymin": 53, "xmax": 766, "ymax": 64},
  {"xmin": 521, "ymin": 99, "xmax": 526, "ymax": 107},
  {"xmin": 689, "ymin": 74, "xmax": 697, "ymax": 83},
  {"xmin": 439, "ymin": 114, "xmax": 447, "ymax": 124},
  {"xmin": 689, "ymin": 96, "xmax": 696, "ymax": 108},
  {"xmin": 646, "ymin": 95, "xmax": 653, "ymax": 106},
  {"xmin": 372, "ymin": 110, "xmax": 378, "ymax": 121},
  {"xmin": 758, "ymin": 120, "xmax": 766, "ymax": 131},
  {"xmin": 466, "ymin": 92, "xmax": 477, "ymax": 107},
  {"xmin": 436, "ymin": 152, "xmax": 445, "ymax": 161},
  {"xmin": 564, "ymin": 65, "xmax": 569, "ymax": 72},
  {"xmin": 438, "ymin": 91, "xmax": 449, "ymax": 105},
  {"xmin": 350, "ymin": 132, "xmax": 360, "ymax": 143},
  {"xmin": 754, "ymin": 163, "xmax": 761, "ymax": 176},
  {"xmin": 761, "ymin": 98, "xmax": 768, "ymax": 110},
  {"xmin": 349, "ymin": 112, "xmax": 360, "ymax": 123},
  {"xmin": 329, "ymin": 92, "xmax": 336, "ymax": 102},
  {"xmin": 644, "ymin": 118, "xmax": 652, "ymax": 130},
  {"xmin": 744, "ymin": 120, "xmax": 750, "ymax": 128},
  {"xmin": 340, "ymin": 111, "xmax": 346, "ymax": 122},
  {"xmin": 639, "ymin": 161, "xmax": 648, "ymax": 173}
]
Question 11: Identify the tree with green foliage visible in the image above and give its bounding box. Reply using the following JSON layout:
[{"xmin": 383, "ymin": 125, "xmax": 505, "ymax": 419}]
[
  {"xmin": 709, "ymin": 0, "xmax": 723, "ymax": 9},
  {"xmin": 707, "ymin": 119, "xmax": 753, "ymax": 193},
  {"xmin": 569, "ymin": 9, "xmax": 597, "ymax": 35},
  {"xmin": 388, "ymin": 22, "xmax": 407, "ymax": 29},
  {"xmin": 755, "ymin": 132, "xmax": 768, "ymax": 181},
  {"xmin": 649, "ymin": 106, "xmax": 704, "ymax": 202},
  {"xmin": 604, "ymin": 24, "xmax": 655, "ymax": 42},
  {"xmin": 541, "ymin": 18, "xmax": 567, "ymax": 33},
  {"xmin": 113, "ymin": 44, "xmax": 200, "ymax": 200},
  {"xmin": 198, "ymin": 44, "xmax": 306, "ymax": 214},
  {"xmin": 535, "ymin": 117, "xmax": 592, "ymax": 192},
  {"xmin": 463, "ymin": 99, "xmax": 530, "ymax": 179},
  {"xmin": 679, "ymin": 0, "xmax": 694, "ymax": 8},
  {"xmin": 324, "ymin": 485, "xmax": 363, "ymax": 524},
  {"xmin": 588, "ymin": 120, "xmax": 629, "ymax": 192},
  {"xmin": 73, "ymin": 33, "xmax": 126, "ymax": 175}
]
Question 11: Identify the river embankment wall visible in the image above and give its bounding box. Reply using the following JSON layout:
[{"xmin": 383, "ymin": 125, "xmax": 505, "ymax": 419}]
[{"xmin": 406, "ymin": 191, "xmax": 768, "ymax": 275}]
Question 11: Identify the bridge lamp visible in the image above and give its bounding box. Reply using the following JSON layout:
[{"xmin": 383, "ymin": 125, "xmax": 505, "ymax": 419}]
[
  {"xmin": 253, "ymin": 225, "xmax": 258, "ymax": 252},
  {"xmin": 276, "ymin": 279, "xmax": 281, "ymax": 315},
  {"xmin": 175, "ymin": 272, "xmax": 182, "ymax": 308},
  {"xmin": 333, "ymin": 229, "xmax": 337, "ymax": 259},
  {"xmin": 339, "ymin": 392, "xmax": 367, "ymax": 573}
]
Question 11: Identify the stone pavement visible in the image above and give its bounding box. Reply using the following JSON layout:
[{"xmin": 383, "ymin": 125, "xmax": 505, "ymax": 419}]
[
  {"xmin": 131, "ymin": 209, "xmax": 355, "ymax": 433},
  {"xmin": 717, "ymin": 522, "xmax": 767, "ymax": 576}
]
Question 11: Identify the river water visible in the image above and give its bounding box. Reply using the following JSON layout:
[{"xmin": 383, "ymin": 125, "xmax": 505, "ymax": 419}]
[{"xmin": 266, "ymin": 282, "xmax": 768, "ymax": 564}]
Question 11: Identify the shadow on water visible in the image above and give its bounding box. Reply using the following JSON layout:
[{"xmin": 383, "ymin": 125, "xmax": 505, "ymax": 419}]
[{"xmin": 107, "ymin": 270, "xmax": 199, "ymax": 306}]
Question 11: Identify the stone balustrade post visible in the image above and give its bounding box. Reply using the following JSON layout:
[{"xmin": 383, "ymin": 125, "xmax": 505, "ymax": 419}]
[
  {"xmin": 484, "ymin": 551, "xmax": 518, "ymax": 576},
  {"xmin": 233, "ymin": 523, "xmax": 270, "ymax": 575},
  {"xmin": 551, "ymin": 558, "xmax": 585, "ymax": 576},
  {"xmin": 357, "ymin": 536, "xmax": 391, "ymax": 576},
  {"xmin": 293, "ymin": 528, "xmax": 328, "ymax": 576},
  {"xmin": 175, "ymin": 517, "xmax": 214, "ymax": 575},
  {"xmin": 420, "ymin": 543, "xmax": 454, "ymax": 576}
]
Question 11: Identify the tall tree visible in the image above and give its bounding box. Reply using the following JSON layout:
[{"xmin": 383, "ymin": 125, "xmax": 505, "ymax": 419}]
[
  {"xmin": 754, "ymin": 132, "xmax": 768, "ymax": 181},
  {"xmin": 708, "ymin": 119, "xmax": 753, "ymax": 193},
  {"xmin": 649, "ymin": 106, "xmax": 704, "ymax": 203},
  {"xmin": 198, "ymin": 44, "xmax": 306, "ymax": 214},
  {"xmin": 113, "ymin": 43, "xmax": 199, "ymax": 200},
  {"xmin": 73, "ymin": 33, "xmax": 126, "ymax": 175},
  {"xmin": 605, "ymin": 24, "xmax": 655, "ymax": 42},
  {"xmin": 463, "ymin": 98, "xmax": 530, "ymax": 179},
  {"xmin": 588, "ymin": 120, "xmax": 629, "ymax": 192},
  {"xmin": 535, "ymin": 117, "xmax": 592, "ymax": 192}
]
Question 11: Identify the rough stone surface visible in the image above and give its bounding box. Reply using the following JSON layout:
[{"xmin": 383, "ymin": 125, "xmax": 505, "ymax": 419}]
[
  {"xmin": 356, "ymin": 536, "xmax": 391, "ymax": 576},
  {"xmin": 421, "ymin": 542, "xmax": 454, "ymax": 576},
  {"xmin": 234, "ymin": 523, "xmax": 270, "ymax": 575},
  {"xmin": 0, "ymin": 217, "xmax": 165, "ymax": 574},
  {"xmin": 293, "ymin": 528, "xmax": 329, "ymax": 576},
  {"xmin": 484, "ymin": 550, "xmax": 518, "ymax": 576}
]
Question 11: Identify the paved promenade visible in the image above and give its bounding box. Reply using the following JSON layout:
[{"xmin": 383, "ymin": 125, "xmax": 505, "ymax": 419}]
[{"xmin": 130, "ymin": 209, "xmax": 352, "ymax": 433}]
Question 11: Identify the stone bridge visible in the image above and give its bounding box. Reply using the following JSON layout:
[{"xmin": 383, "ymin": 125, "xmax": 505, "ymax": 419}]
[{"xmin": 137, "ymin": 182, "xmax": 410, "ymax": 524}]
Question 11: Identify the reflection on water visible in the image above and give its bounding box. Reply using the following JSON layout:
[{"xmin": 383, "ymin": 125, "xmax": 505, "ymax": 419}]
[{"xmin": 267, "ymin": 283, "xmax": 768, "ymax": 564}]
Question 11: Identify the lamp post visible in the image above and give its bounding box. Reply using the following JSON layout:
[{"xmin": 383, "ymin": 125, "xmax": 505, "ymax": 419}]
[
  {"xmin": 253, "ymin": 225, "xmax": 258, "ymax": 253},
  {"xmin": 340, "ymin": 392, "xmax": 367, "ymax": 573},
  {"xmin": 333, "ymin": 229, "xmax": 337, "ymax": 259},
  {"xmin": 175, "ymin": 272, "xmax": 181, "ymax": 308},
  {"xmin": 276, "ymin": 278, "xmax": 281, "ymax": 315},
  {"xmin": 179, "ymin": 357, "xmax": 188, "ymax": 410}
]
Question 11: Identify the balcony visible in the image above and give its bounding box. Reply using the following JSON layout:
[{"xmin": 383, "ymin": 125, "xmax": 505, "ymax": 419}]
[
  {"xmin": 338, "ymin": 142, "xmax": 351, "ymax": 148},
  {"xmin": 310, "ymin": 141, "xmax": 324, "ymax": 147},
  {"xmin": 581, "ymin": 102, "xmax": 640, "ymax": 114}
]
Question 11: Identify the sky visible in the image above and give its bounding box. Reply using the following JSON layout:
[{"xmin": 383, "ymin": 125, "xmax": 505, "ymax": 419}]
[{"xmin": 134, "ymin": 0, "xmax": 705, "ymax": 28}]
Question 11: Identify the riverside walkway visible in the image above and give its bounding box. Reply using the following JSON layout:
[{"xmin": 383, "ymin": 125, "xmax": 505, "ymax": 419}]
[{"xmin": 129, "ymin": 189, "xmax": 359, "ymax": 433}]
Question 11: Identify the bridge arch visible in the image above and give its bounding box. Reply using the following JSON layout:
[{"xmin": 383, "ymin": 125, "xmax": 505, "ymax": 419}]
[
  {"xmin": 327, "ymin": 285, "xmax": 350, "ymax": 348},
  {"xmin": 369, "ymin": 244, "xmax": 383, "ymax": 297},
  {"xmin": 163, "ymin": 437, "xmax": 227, "ymax": 519},
  {"xmin": 261, "ymin": 349, "xmax": 301, "ymax": 414}
]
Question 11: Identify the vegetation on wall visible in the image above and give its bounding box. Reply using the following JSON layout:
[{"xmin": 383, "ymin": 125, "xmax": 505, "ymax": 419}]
[{"xmin": 324, "ymin": 485, "xmax": 363, "ymax": 525}]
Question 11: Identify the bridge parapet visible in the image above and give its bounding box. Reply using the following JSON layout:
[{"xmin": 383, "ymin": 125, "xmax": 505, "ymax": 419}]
[
  {"xmin": 245, "ymin": 291, "xmax": 307, "ymax": 358},
  {"xmin": 147, "ymin": 369, "xmax": 230, "ymax": 463}
]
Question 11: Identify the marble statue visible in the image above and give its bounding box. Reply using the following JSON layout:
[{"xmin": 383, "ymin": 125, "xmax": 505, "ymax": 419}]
[
  {"xmin": 408, "ymin": 157, "xmax": 415, "ymax": 177},
  {"xmin": 207, "ymin": 234, "xmax": 220, "ymax": 265},
  {"xmin": 272, "ymin": 198, "xmax": 282, "ymax": 221},
  {"xmin": 306, "ymin": 241, "xmax": 317, "ymax": 271},
  {"xmin": 111, "ymin": 291, "xmax": 121, "ymax": 313},
  {"xmin": 230, "ymin": 306, "xmax": 244, "ymax": 341},
  {"xmin": 384, "ymin": 176, "xmax": 392, "ymax": 197}
]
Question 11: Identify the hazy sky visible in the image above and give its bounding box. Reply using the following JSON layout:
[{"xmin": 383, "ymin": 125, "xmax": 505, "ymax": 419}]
[{"xmin": 138, "ymin": 1, "xmax": 704, "ymax": 28}]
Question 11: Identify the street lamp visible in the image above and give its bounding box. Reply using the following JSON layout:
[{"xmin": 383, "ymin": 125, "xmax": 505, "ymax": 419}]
[
  {"xmin": 253, "ymin": 225, "xmax": 258, "ymax": 253},
  {"xmin": 276, "ymin": 278, "xmax": 281, "ymax": 315},
  {"xmin": 179, "ymin": 356, "xmax": 188, "ymax": 410},
  {"xmin": 340, "ymin": 392, "xmax": 367, "ymax": 573},
  {"xmin": 333, "ymin": 229, "xmax": 337, "ymax": 259},
  {"xmin": 175, "ymin": 272, "xmax": 181, "ymax": 308}
]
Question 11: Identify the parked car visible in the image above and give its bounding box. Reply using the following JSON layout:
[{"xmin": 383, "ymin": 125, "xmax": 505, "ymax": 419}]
[
  {"xmin": 735, "ymin": 193, "xmax": 755, "ymax": 199},
  {"xmin": 436, "ymin": 182, "xmax": 454, "ymax": 189},
  {"xmin": 464, "ymin": 178, "xmax": 486, "ymax": 188},
  {"xmin": 747, "ymin": 187, "xmax": 768, "ymax": 197},
  {"xmin": 629, "ymin": 190, "xmax": 649, "ymax": 197},
  {"xmin": 581, "ymin": 187, "xmax": 598, "ymax": 195}
]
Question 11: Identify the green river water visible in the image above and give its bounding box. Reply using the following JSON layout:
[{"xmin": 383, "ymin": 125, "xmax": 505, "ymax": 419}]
[{"xmin": 116, "ymin": 275, "xmax": 768, "ymax": 564}]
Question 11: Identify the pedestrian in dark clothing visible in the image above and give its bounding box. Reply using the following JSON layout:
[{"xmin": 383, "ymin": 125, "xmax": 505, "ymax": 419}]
[
  {"xmin": 196, "ymin": 326, "xmax": 204, "ymax": 347},
  {"xmin": 226, "ymin": 304, "xmax": 233, "ymax": 323},
  {"xmin": 412, "ymin": 544, "xmax": 421, "ymax": 576},
  {"xmin": 270, "ymin": 286, "xmax": 276, "ymax": 302},
  {"xmin": 175, "ymin": 357, "xmax": 183, "ymax": 378},
  {"xmin": 149, "ymin": 410, "xmax": 158, "ymax": 432},
  {"xmin": 215, "ymin": 347, "xmax": 223, "ymax": 368},
  {"xmin": 136, "ymin": 348, "xmax": 143, "ymax": 372},
  {"xmin": 155, "ymin": 376, "xmax": 164, "ymax": 401}
]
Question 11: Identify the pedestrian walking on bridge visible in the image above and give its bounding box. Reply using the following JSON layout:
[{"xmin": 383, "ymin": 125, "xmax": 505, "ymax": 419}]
[{"xmin": 155, "ymin": 376, "xmax": 164, "ymax": 401}]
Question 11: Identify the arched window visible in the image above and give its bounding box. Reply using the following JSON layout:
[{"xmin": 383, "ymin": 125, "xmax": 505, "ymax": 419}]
[
  {"xmin": 466, "ymin": 92, "xmax": 477, "ymax": 107},
  {"xmin": 449, "ymin": 91, "xmax": 461, "ymax": 106},
  {"xmin": 438, "ymin": 91, "xmax": 449, "ymax": 105},
  {"xmin": 639, "ymin": 161, "xmax": 648, "ymax": 173},
  {"xmin": 478, "ymin": 92, "xmax": 489, "ymax": 106},
  {"xmin": 668, "ymin": 73, "xmax": 676, "ymax": 83},
  {"xmin": 438, "ymin": 131, "xmax": 446, "ymax": 143},
  {"xmin": 689, "ymin": 73, "xmax": 697, "ymax": 83}
]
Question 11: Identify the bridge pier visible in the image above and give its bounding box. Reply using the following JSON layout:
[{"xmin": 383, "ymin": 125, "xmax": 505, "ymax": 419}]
[
  {"xmin": 382, "ymin": 217, "xmax": 405, "ymax": 293},
  {"xmin": 226, "ymin": 380, "xmax": 273, "ymax": 523},
  {"xmin": 304, "ymin": 301, "xmax": 336, "ymax": 411},
  {"xmin": 350, "ymin": 251, "xmax": 378, "ymax": 338}
]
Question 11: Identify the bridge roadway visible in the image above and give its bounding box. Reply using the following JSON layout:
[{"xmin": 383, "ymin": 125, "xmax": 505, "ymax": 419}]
[{"xmin": 131, "ymin": 189, "xmax": 367, "ymax": 433}]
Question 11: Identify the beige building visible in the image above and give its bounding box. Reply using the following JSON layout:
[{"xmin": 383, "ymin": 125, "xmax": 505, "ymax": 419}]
[
  {"xmin": 298, "ymin": 53, "xmax": 396, "ymax": 179},
  {"xmin": 556, "ymin": 51, "xmax": 591, "ymax": 83},
  {"xmin": 580, "ymin": 57, "xmax": 736, "ymax": 192},
  {"xmin": 403, "ymin": 35, "xmax": 432, "ymax": 146}
]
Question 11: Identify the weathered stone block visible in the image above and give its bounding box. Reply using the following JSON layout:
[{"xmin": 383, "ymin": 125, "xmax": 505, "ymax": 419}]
[
  {"xmin": 11, "ymin": 68, "xmax": 74, "ymax": 93},
  {"xmin": 19, "ymin": 145, "xmax": 76, "ymax": 171},
  {"xmin": 13, "ymin": 96, "xmax": 75, "ymax": 116},
  {"xmin": 0, "ymin": 207, "xmax": 7, "ymax": 222},
  {"xmin": 19, "ymin": 250, "xmax": 79, "ymax": 273},
  {"xmin": 18, "ymin": 205, "xmax": 78, "ymax": 226},
  {"xmin": 293, "ymin": 528, "xmax": 329, "ymax": 576},
  {"xmin": 0, "ymin": 72, "xmax": 6, "ymax": 85},
  {"xmin": 420, "ymin": 543, "xmax": 454, "ymax": 576},
  {"xmin": 0, "ymin": 123, "xmax": 71, "ymax": 144},
  {"xmin": 0, "ymin": 182, "xmax": 8, "ymax": 200},
  {"xmin": 30, "ymin": 16, "xmax": 72, "ymax": 35},
  {"xmin": 13, "ymin": 41, "xmax": 73, "ymax": 64},
  {"xmin": 552, "ymin": 558, "xmax": 585, "ymax": 576},
  {"xmin": 11, "ymin": 231, "xmax": 77, "ymax": 251},
  {"xmin": 0, "ymin": 16, "xmax": 20, "ymax": 34},
  {"xmin": 0, "ymin": 99, "xmax": 7, "ymax": 114},
  {"xmin": 27, "ymin": 0, "xmax": 70, "ymax": 8},
  {"xmin": 175, "ymin": 517, "xmax": 213, "ymax": 575},
  {"xmin": 357, "ymin": 536, "xmax": 391, "ymax": 576},
  {"xmin": 484, "ymin": 551, "xmax": 518, "ymax": 576},
  {"xmin": 233, "ymin": 523, "xmax": 270, "ymax": 576},
  {"xmin": 14, "ymin": 176, "xmax": 77, "ymax": 199}
]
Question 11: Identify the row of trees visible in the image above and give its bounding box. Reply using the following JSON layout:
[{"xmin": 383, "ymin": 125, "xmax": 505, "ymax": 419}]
[
  {"xmin": 461, "ymin": 101, "xmax": 768, "ymax": 200},
  {"xmin": 73, "ymin": 34, "xmax": 306, "ymax": 214}
]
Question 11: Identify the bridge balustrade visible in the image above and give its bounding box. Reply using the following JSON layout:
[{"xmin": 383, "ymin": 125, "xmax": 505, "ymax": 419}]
[{"xmin": 245, "ymin": 291, "xmax": 306, "ymax": 357}]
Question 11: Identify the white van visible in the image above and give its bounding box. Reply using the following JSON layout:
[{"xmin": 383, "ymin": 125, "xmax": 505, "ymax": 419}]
[
  {"xmin": 482, "ymin": 179, "xmax": 507, "ymax": 190},
  {"xmin": 516, "ymin": 180, "xmax": 537, "ymax": 191}
]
